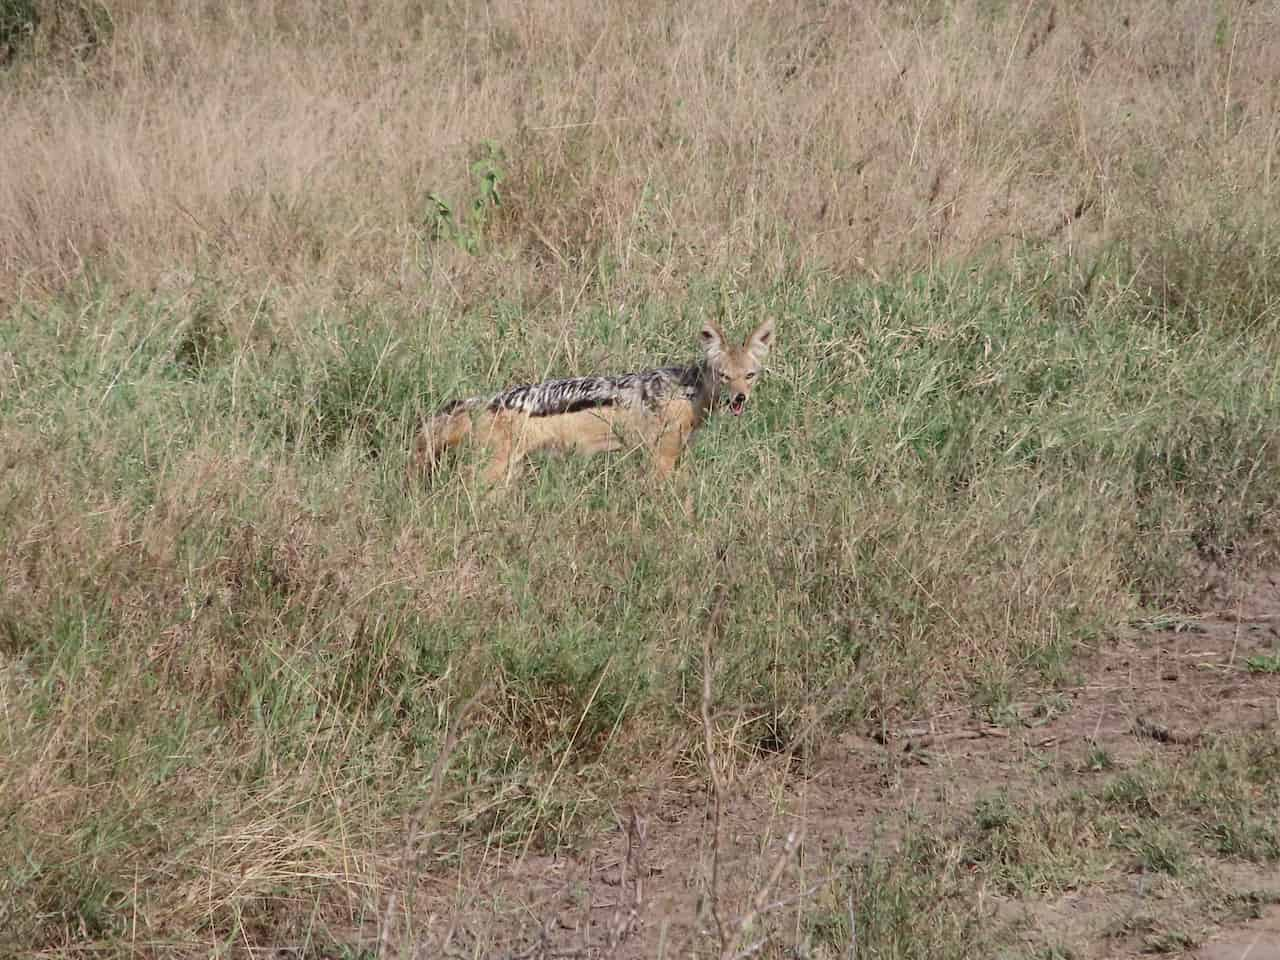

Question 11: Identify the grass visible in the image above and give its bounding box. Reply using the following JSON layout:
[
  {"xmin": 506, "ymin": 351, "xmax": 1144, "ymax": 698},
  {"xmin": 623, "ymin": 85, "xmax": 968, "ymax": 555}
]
[
  {"xmin": 2, "ymin": 0, "xmax": 1280, "ymax": 955},
  {"xmin": 787, "ymin": 731, "xmax": 1280, "ymax": 959},
  {"xmin": 4, "ymin": 267, "xmax": 1280, "ymax": 954}
]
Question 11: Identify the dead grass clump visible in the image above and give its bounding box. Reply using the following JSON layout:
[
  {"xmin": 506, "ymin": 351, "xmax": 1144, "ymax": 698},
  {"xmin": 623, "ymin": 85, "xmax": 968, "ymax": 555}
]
[{"xmin": 3, "ymin": 1, "xmax": 1277, "ymax": 321}]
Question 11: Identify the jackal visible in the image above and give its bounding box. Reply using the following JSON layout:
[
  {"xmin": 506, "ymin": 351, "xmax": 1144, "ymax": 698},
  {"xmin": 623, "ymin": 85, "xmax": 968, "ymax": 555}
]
[{"xmin": 413, "ymin": 318, "xmax": 775, "ymax": 484}]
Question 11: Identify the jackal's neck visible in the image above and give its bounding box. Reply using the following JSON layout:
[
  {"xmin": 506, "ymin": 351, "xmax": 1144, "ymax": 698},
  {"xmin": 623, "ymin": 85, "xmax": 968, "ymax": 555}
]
[{"xmin": 691, "ymin": 359, "xmax": 720, "ymax": 416}]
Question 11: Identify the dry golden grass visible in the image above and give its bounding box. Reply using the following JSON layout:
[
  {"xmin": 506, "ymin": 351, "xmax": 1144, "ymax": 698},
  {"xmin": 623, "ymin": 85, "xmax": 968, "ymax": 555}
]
[{"xmin": 3, "ymin": 0, "xmax": 1277, "ymax": 322}]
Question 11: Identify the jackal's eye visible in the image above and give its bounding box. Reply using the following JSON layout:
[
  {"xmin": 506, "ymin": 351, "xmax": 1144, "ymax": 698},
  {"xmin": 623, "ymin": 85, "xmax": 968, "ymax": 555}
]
[
  {"xmin": 719, "ymin": 371, "xmax": 730, "ymax": 382},
  {"xmin": 745, "ymin": 371, "xmax": 757, "ymax": 380}
]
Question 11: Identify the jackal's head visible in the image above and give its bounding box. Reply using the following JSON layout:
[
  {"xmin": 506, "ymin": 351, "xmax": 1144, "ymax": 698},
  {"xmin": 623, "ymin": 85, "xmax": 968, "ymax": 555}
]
[{"xmin": 699, "ymin": 318, "xmax": 775, "ymax": 416}]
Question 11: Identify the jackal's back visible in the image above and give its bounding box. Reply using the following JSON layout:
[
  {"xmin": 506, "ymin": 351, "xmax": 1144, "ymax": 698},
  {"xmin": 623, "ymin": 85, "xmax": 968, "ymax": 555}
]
[{"xmin": 483, "ymin": 364, "xmax": 707, "ymax": 419}]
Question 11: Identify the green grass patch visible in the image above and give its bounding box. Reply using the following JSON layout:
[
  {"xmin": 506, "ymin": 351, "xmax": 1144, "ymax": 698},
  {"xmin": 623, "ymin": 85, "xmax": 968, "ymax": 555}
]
[{"xmin": 4, "ymin": 260, "xmax": 1280, "ymax": 950}]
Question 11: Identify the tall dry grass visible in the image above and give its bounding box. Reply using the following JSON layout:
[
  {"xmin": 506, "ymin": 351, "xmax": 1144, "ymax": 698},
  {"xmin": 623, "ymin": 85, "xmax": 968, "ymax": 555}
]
[{"xmin": 3, "ymin": 0, "xmax": 1277, "ymax": 323}]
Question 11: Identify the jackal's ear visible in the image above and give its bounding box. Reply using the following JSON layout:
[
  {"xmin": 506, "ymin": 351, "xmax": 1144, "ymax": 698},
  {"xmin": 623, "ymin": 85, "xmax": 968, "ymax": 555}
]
[
  {"xmin": 699, "ymin": 322, "xmax": 727, "ymax": 364},
  {"xmin": 746, "ymin": 318, "xmax": 775, "ymax": 361}
]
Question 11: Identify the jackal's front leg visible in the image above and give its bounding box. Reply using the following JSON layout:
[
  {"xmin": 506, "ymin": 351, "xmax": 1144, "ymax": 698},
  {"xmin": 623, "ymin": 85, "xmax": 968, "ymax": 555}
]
[
  {"xmin": 476, "ymin": 417, "xmax": 523, "ymax": 487},
  {"xmin": 651, "ymin": 401, "xmax": 698, "ymax": 478},
  {"xmin": 651, "ymin": 425, "xmax": 690, "ymax": 478}
]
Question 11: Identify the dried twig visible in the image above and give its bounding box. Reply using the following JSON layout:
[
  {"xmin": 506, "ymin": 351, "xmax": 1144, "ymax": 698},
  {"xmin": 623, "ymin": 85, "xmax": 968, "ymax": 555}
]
[
  {"xmin": 845, "ymin": 890, "xmax": 857, "ymax": 960},
  {"xmin": 701, "ymin": 585, "xmax": 730, "ymax": 953},
  {"xmin": 606, "ymin": 809, "xmax": 649, "ymax": 950},
  {"xmin": 378, "ymin": 683, "xmax": 490, "ymax": 958},
  {"xmin": 1132, "ymin": 714, "xmax": 1199, "ymax": 746},
  {"xmin": 719, "ymin": 830, "xmax": 802, "ymax": 960}
]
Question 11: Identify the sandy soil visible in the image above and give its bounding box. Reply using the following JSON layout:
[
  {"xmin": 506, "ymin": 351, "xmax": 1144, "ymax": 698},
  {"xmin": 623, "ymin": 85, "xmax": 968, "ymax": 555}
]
[{"xmin": 378, "ymin": 570, "xmax": 1280, "ymax": 959}]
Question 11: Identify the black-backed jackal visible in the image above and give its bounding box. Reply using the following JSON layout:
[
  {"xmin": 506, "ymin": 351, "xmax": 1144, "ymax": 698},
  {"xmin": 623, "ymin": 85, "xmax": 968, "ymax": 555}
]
[{"xmin": 413, "ymin": 318, "xmax": 776, "ymax": 484}]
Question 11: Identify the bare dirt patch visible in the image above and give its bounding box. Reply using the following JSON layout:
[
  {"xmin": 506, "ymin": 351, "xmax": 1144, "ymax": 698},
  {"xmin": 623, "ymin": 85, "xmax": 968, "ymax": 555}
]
[
  {"xmin": 1197, "ymin": 902, "xmax": 1280, "ymax": 960},
  {"xmin": 360, "ymin": 572, "xmax": 1280, "ymax": 958}
]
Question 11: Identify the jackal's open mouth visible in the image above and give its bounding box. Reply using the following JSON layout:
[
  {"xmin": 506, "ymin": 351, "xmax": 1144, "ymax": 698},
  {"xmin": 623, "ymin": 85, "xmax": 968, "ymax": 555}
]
[{"xmin": 729, "ymin": 394, "xmax": 746, "ymax": 416}]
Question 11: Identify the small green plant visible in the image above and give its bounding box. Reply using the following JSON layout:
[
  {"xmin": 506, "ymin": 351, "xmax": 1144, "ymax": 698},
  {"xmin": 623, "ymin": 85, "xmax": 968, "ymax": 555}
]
[
  {"xmin": 421, "ymin": 140, "xmax": 506, "ymax": 254},
  {"xmin": 974, "ymin": 793, "xmax": 1017, "ymax": 832},
  {"xmin": 1, "ymin": 0, "xmax": 112, "ymax": 64},
  {"xmin": 1033, "ymin": 945, "xmax": 1077, "ymax": 960},
  {"xmin": 1142, "ymin": 928, "xmax": 1198, "ymax": 954},
  {"xmin": 0, "ymin": 0, "xmax": 37, "ymax": 63},
  {"xmin": 1029, "ymin": 692, "xmax": 1070, "ymax": 724},
  {"xmin": 819, "ymin": 839, "xmax": 994, "ymax": 959},
  {"xmin": 1202, "ymin": 817, "xmax": 1280, "ymax": 862},
  {"xmin": 974, "ymin": 670, "xmax": 1020, "ymax": 727},
  {"xmin": 1101, "ymin": 771, "xmax": 1166, "ymax": 817},
  {"xmin": 1212, "ymin": 889, "xmax": 1280, "ymax": 925},
  {"xmin": 1245, "ymin": 651, "xmax": 1280, "ymax": 674},
  {"xmin": 1116, "ymin": 823, "xmax": 1191, "ymax": 877},
  {"xmin": 1083, "ymin": 744, "xmax": 1114, "ymax": 772}
]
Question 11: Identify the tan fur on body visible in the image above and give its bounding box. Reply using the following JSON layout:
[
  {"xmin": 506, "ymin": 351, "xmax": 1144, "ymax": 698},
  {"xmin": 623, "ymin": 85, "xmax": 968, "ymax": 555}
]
[{"xmin": 412, "ymin": 319, "xmax": 775, "ymax": 486}]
